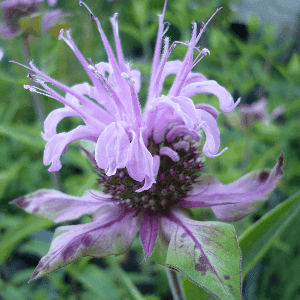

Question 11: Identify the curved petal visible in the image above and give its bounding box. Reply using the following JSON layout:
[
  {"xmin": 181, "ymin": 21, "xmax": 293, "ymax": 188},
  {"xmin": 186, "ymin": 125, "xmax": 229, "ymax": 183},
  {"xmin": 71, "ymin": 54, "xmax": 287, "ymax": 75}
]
[
  {"xmin": 140, "ymin": 212, "xmax": 159, "ymax": 262},
  {"xmin": 166, "ymin": 125, "xmax": 201, "ymax": 143},
  {"xmin": 44, "ymin": 125, "xmax": 99, "ymax": 172},
  {"xmin": 181, "ymin": 80, "xmax": 240, "ymax": 113},
  {"xmin": 29, "ymin": 205, "xmax": 140, "ymax": 282},
  {"xmin": 10, "ymin": 189, "xmax": 111, "ymax": 223},
  {"xmin": 195, "ymin": 104, "xmax": 219, "ymax": 120},
  {"xmin": 95, "ymin": 122, "xmax": 130, "ymax": 176},
  {"xmin": 199, "ymin": 109, "xmax": 226, "ymax": 158},
  {"xmin": 42, "ymin": 107, "xmax": 79, "ymax": 141},
  {"xmin": 182, "ymin": 154, "xmax": 284, "ymax": 222},
  {"xmin": 151, "ymin": 108, "xmax": 180, "ymax": 144},
  {"xmin": 151, "ymin": 95, "xmax": 199, "ymax": 132},
  {"xmin": 127, "ymin": 129, "xmax": 155, "ymax": 192}
]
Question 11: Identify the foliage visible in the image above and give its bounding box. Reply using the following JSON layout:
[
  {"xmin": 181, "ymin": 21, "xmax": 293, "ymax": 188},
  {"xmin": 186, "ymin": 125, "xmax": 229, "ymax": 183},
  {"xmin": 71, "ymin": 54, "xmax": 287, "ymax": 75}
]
[{"xmin": 0, "ymin": 0, "xmax": 299, "ymax": 299}]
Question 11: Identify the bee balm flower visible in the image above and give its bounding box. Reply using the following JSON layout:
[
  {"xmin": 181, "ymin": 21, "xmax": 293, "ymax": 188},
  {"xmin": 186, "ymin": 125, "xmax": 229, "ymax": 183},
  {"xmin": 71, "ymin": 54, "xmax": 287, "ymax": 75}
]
[{"xmin": 11, "ymin": 1, "xmax": 283, "ymax": 298}]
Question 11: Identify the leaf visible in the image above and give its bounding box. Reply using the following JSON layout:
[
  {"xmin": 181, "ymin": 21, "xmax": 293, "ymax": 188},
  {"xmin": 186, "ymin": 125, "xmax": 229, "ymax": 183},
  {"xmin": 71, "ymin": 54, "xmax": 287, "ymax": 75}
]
[
  {"xmin": 66, "ymin": 264, "xmax": 120, "ymax": 300},
  {"xmin": 131, "ymin": 0, "xmax": 149, "ymax": 28},
  {"xmin": 287, "ymin": 51, "xmax": 300, "ymax": 76},
  {"xmin": 0, "ymin": 158, "xmax": 28, "ymax": 199},
  {"xmin": 166, "ymin": 215, "xmax": 242, "ymax": 300},
  {"xmin": 108, "ymin": 257, "xmax": 145, "ymax": 300},
  {"xmin": 238, "ymin": 190, "xmax": 300, "ymax": 279},
  {"xmin": 182, "ymin": 277, "xmax": 217, "ymax": 300},
  {"xmin": 0, "ymin": 215, "xmax": 52, "ymax": 265},
  {"xmin": 0, "ymin": 124, "xmax": 45, "ymax": 150}
]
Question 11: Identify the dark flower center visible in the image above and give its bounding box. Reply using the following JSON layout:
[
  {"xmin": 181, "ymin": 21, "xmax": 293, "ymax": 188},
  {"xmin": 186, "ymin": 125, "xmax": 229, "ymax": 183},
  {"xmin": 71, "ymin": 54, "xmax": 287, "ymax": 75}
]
[{"xmin": 97, "ymin": 131, "xmax": 204, "ymax": 215}]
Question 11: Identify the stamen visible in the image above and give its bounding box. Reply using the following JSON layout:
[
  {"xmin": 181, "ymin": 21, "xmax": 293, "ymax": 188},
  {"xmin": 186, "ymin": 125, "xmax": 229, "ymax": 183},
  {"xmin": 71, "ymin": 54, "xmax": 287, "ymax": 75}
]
[
  {"xmin": 162, "ymin": 22, "xmax": 170, "ymax": 36},
  {"xmin": 24, "ymin": 85, "xmax": 55, "ymax": 99},
  {"xmin": 196, "ymin": 7, "xmax": 222, "ymax": 44}
]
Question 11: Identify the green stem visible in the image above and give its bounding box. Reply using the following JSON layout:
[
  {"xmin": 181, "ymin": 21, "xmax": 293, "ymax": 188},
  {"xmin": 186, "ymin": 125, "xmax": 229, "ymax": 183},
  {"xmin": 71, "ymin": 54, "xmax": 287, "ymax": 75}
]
[{"xmin": 165, "ymin": 267, "xmax": 186, "ymax": 300}]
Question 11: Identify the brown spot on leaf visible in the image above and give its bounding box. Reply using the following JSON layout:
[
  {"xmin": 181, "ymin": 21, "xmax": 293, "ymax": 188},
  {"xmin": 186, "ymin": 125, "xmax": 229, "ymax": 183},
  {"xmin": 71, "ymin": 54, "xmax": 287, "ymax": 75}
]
[
  {"xmin": 181, "ymin": 233, "xmax": 187, "ymax": 238},
  {"xmin": 224, "ymin": 275, "xmax": 230, "ymax": 280}
]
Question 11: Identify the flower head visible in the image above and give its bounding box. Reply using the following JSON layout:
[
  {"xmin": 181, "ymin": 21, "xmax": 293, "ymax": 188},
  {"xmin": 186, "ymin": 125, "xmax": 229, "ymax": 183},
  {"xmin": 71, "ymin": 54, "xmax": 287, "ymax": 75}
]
[
  {"xmin": 239, "ymin": 98, "xmax": 285, "ymax": 128},
  {"xmin": 15, "ymin": 0, "xmax": 240, "ymax": 192},
  {"xmin": 228, "ymin": 98, "xmax": 286, "ymax": 130},
  {"xmin": 11, "ymin": 1, "xmax": 284, "ymax": 298},
  {"xmin": 0, "ymin": 0, "xmax": 65, "ymax": 39}
]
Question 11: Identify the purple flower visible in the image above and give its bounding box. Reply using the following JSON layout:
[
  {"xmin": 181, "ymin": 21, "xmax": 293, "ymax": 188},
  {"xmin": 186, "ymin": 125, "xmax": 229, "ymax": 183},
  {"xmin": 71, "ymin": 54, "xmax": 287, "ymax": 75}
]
[
  {"xmin": 0, "ymin": 0, "xmax": 63, "ymax": 39},
  {"xmin": 16, "ymin": 1, "xmax": 240, "ymax": 192},
  {"xmin": 10, "ymin": 1, "xmax": 284, "ymax": 293},
  {"xmin": 233, "ymin": 98, "xmax": 285, "ymax": 129}
]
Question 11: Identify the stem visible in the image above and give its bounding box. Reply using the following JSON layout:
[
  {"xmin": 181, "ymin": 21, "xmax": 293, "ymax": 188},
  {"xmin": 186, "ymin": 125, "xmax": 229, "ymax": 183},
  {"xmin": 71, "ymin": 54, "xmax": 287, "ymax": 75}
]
[
  {"xmin": 165, "ymin": 267, "xmax": 186, "ymax": 300},
  {"xmin": 21, "ymin": 33, "xmax": 61, "ymax": 191}
]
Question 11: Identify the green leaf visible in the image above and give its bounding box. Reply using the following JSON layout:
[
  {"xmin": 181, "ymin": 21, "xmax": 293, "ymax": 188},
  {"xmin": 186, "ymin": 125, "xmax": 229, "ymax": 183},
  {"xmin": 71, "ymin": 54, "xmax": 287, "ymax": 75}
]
[
  {"xmin": 0, "ymin": 124, "xmax": 45, "ymax": 150},
  {"xmin": 0, "ymin": 158, "xmax": 28, "ymax": 199},
  {"xmin": 131, "ymin": 0, "xmax": 149, "ymax": 27},
  {"xmin": 108, "ymin": 258, "xmax": 145, "ymax": 300},
  {"xmin": 287, "ymin": 52, "xmax": 300, "ymax": 76},
  {"xmin": 238, "ymin": 190, "xmax": 300, "ymax": 279},
  {"xmin": 166, "ymin": 217, "xmax": 242, "ymax": 300},
  {"xmin": 0, "ymin": 214, "xmax": 52, "ymax": 265},
  {"xmin": 67, "ymin": 263, "xmax": 120, "ymax": 300},
  {"xmin": 182, "ymin": 277, "xmax": 217, "ymax": 300}
]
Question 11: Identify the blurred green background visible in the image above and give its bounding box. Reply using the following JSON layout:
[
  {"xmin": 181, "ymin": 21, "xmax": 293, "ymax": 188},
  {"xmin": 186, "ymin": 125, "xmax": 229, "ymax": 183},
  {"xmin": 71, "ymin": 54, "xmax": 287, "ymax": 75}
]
[{"xmin": 0, "ymin": 0, "xmax": 299, "ymax": 299}]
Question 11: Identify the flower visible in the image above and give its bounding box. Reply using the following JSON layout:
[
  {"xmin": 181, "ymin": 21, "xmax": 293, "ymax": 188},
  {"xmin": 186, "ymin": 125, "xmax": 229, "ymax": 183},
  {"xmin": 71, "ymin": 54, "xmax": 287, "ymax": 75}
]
[
  {"xmin": 10, "ymin": 1, "xmax": 284, "ymax": 296},
  {"xmin": 0, "ymin": 0, "xmax": 66, "ymax": 39},
  {"xmin": 228, "ymin": 98, "xmax": 285, "ymax": 130}
]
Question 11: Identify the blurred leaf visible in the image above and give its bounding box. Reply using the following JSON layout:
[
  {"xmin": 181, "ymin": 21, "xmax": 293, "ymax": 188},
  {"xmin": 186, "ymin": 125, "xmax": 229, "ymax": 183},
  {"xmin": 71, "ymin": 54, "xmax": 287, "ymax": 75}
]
[
  {"xmin": 0, "ymin": 215, "xmax": 52, "ymax": 265},
  {"xmin": 0, "ymin": 124, "xmax": 45, "ymax": 150},
  {"xmin": 246, "ymin": 145, "xmax": 282, "ymax": 173},
  {"xmin": 11, "ymin": 268, "xmax": 35, "ymax": 285},
  {"xmin": 131, "ymin": 0, "xmax": 149, "ymax": 27},
  {"xmin": 238, "ymin": 190, "xmax": 300, "ymax": 279},
  {"xmin": 19, "ymin": 240, "xmax": 50, "ymax": 257},
  {"xmin": 287, "ymin": 52, "xmax": 300, "ymax": 76},
  {"xmin": 0, "ymin": 158, "xmax": 28, "ymax": 199},
  {"xmin": 0, "ymin": 71, "xmax": 27, "ymax": 85},
  {"xmin": 66, "ymin": 263, "xmax": 120, "ymax": 300},
  {"xmin": 0, "ymin": 283, "xmax": 26, "ymax": 300},
  {"xmin": 247, "ymin": 15, "xmax": 260, "ymax": 34},
  {"xmin": 107, "ymin": 257, "xmax": 145, "ymax": 300},
  {"xmin": 119, "ymin": 24, "xmax": 142, "ymax": 41}
]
